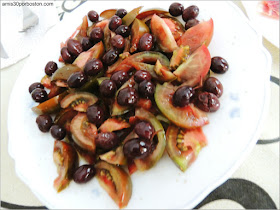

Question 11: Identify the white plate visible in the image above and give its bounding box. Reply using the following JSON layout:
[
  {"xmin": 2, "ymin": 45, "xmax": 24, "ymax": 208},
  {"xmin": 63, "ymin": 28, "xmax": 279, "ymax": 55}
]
[
  {"xmin": 8, "ymin": 1, "xmax": 271, "ymax": 209},
  {"xmin": 242, "ymin": 1, "xmax": 279, "ymax": 48}
]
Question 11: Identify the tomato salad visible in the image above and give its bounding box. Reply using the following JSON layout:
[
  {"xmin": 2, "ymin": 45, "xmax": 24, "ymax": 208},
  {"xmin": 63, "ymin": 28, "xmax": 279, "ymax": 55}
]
[{"xmin": 29, "ymin": 2, "xmax": 229, "ymax": 208}]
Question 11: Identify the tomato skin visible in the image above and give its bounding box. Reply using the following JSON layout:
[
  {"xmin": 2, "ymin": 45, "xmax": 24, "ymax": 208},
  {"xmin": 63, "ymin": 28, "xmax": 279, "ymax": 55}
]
[{"xmin": 177, "ymin": 18, "xmax": 214, "ymax": 53}]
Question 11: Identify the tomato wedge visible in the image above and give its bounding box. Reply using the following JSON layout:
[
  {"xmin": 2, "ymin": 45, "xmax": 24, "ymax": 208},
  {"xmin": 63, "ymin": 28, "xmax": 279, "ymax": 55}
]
[
  {"xmin": 163, "ymin": 17, "xmax": 185, "ymax": 41},
  {"xmin": 53, "ymin": 140, "xmax": 78, "ymax": 192},
  {"xmin": 60, "ymin": 92, "xmax": 98, "ymax": 112},
  {"xmin": 100, "ymin": 9, "xmax": 117, "ymax": 19},
  {"xmin": 99, "ymin": 146, "xmax": 127, "ymax": 165},
  {"xmin": 177, "ymin": 18, "xmax": 214, "ymax": 53},
  {"xmin": 166, "ymin": 125, "xmax": 207, "ymax": 171},
  {"xmin": 113, "ymin": 51, "xmax": 169, "ymax": 74},
  {"xmin": 51, "ymin": 64, "xmax": 82, "ymax": 82},
  {"xmin": 173, "ymin": 45, "xmax": 211, "ymax": 86},
  {"xmin": 32, "ymin": 92, "xmax": 67, "ymax": 115},
  {"xmin": 150, "ymin": 14, "xmax": 178, "ymax": 52},
  {"xmin": 95, "ymin": 161, "xmax": 132, "ymax": 209},
  {"xmin": 99, "ymin": 118, "xmax": 130, "ymax": 133},
  {"xmin": 122, "ymin": 6, "xmax": 143, "ymax": 26},
  {"xmin": 54, "ymin": 108, "xmax": 78, "ymax": 132},
  {"xmin": 70, "ymin": 113, "xmax": 98, "ymax": 152}
]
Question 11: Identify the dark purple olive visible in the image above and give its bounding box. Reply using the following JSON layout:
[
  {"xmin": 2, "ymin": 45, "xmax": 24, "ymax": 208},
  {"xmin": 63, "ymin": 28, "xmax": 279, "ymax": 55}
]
[
  {"xmin": 110, "ymin": 70, "xmax": 129, "ymax": 88},
  {"xmin": 50, "ymin": 125, "xmax": 66, "ymax": 140},
  {"xmin": 100, "ymin": 79, "xmax": 117, "ymax": 97},
  {"xmin": 84, "ymin": 59, "xmax": 104, "ymax": 76},
  {"xmin": 117, "ymin": 87, "xmax": 138, "ymax": 106},
  {"xmin": 139, "ymin": 33, "xmax": 154, "ymax": 52},
  {"xmin": 86, "ymin": 105, "xmax": 105, "ymax": 126},
  {"xmin": 31, "ymin": 88, "xmax": 48, "ymax": 103},
  {"xmin": 169, "ymin": 2, "xmax": 184, "ymax": 17},
  {"xmin": 111, "ymin": 35, "xmax": 125, "ymax": 50},
  {"xmin": 102, "ymin": 49, "xmax": 119, "ymax": 66},
  {"xmin": 123, "ymin": 138, "xmax": 151, "ymax": 160},
  {"xmin": 211, "ymin": 57, "xmax": 229, "ymax": 74},
  {"xmin": 115, "ymin": 25, "xmax": 130, "ymax": 37},
  {"xmin": 203, "ymin": 77, "xmax": 223, "ymax": 98},
  {"xmin": 173, "ymin": 86, "xmax": 194, "ymax": 107},
  {"xmin": 29, "ymin": 82, "xmax": 44, "ymax": 93},
  {"xmin": 67, "ymin": 72, "xmax": 87, "ymax": 88},
  {"xmin": 61, "ymin": 47, "xmax": 74, "ymax": 64},
  {"xmin": 90, "ymin": 27, "xmax": 104, "ymax": 43},
  {"xmin": 134, "ymin": 70, "xmax": 152, "ymax": 84},
  {"xmin": 45, "ymin": 61, "xmax": 58, "ymax": 76},
  {"xmin": 185, "ymin": 19, "xmax": 199, "ymax": 30},
  {"xmin": 115, "ymin": 9, "xmax": 127, "ymax": 18},
  {"xmin": 109, "ymin": 15, "xmax": 122, "ymax": 32},
  {"xmin": 73, "ymin": 165, "xmax": 96, "ymax": 183},
  {"xmin": 182, "ymin": 5, "xmax": 199, "ymax": 22},
  {"xmin": 194, "ymin": 92, "xmax": 220, "ymax": 112},
  {"xmin": 81, "ymin": 37, "xmax": 94, "ymax": 51},
  {"xmin": 88, "ymin": 10, "xmax": 99, "ymax": 22},
  {"xmin": 138, "ymin": 80, "xmax": 155, "ymax": 99},
  {"xmin": 95, "ymin": 132, "xmax": 119, "ymax": 150},
  {"xmin": 36, "ymin": 114, "xmax": 53, "ymax": 132},
  {"xmin": 67, "ymin": 39, "xmax": 83, "ymax": 57},
  {"xmin": 134, "ymin": 121, "xmax": 155, "ymax": 140}
]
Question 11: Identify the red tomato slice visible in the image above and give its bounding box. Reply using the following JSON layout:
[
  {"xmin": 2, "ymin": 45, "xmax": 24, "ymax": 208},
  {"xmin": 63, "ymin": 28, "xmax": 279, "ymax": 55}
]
[
  {"xmin": 99, "ymin": 118, "xmax": 130, "ymax": 133},
  {"xmin": 177, "ymin": 18, "xmax": 213, "ymax": 53}
]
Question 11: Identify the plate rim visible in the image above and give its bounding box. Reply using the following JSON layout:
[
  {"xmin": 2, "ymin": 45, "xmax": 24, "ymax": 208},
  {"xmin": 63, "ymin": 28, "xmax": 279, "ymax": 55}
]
[{"xmin": 7, "ymin": 1, "xmax": 272, "ymax": 209}]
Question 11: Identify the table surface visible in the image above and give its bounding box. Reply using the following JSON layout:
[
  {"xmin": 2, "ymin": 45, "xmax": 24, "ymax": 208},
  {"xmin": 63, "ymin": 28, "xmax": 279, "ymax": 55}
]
[{"xmin": 1, "ymin": 1, "xmax": 279, "ymax": 209}]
